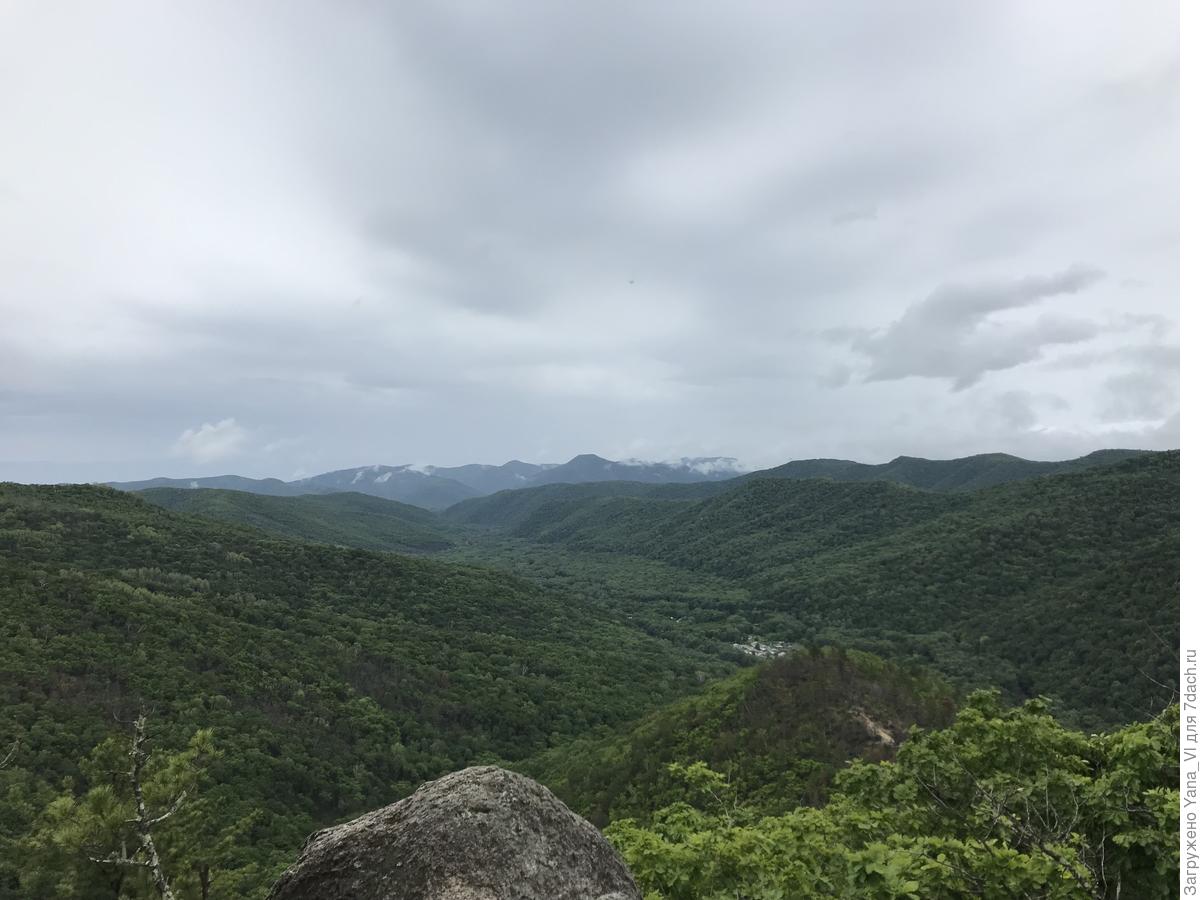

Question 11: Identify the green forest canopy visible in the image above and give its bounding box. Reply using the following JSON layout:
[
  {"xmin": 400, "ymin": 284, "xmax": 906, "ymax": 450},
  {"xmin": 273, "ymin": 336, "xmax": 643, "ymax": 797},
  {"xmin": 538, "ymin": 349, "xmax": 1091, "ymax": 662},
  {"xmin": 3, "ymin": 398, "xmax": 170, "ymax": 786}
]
[
  {"xmin": 0, "ymin": 448, "xmax": 1179, "ymax": 898},
  {"xmin": 0, "ymin": 483, "xmax": 731, "ymax": 896}
]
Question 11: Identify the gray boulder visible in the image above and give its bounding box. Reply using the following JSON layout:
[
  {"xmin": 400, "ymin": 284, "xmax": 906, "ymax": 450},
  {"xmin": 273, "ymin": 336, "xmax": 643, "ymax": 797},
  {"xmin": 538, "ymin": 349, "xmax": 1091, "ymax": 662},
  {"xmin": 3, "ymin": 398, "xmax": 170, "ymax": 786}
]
[{"xmin": 267, "ymin": 765, "xmax": 642, "ymax": 900}]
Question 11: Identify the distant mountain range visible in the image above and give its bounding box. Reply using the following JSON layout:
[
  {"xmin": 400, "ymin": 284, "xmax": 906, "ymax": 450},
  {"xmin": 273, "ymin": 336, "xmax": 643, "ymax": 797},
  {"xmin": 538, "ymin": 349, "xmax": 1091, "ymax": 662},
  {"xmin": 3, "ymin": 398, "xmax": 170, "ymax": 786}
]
[
  {"xmin": 106, "ymin": 449, "xmax": 1148, "ymax": 511},
  {"xmin": 106, "ymin": 454, "xmax": 745, "ymax": 509},
  {"xmin": 442, "ymin": 448, "xmax": 1152, "ymax": 521}
]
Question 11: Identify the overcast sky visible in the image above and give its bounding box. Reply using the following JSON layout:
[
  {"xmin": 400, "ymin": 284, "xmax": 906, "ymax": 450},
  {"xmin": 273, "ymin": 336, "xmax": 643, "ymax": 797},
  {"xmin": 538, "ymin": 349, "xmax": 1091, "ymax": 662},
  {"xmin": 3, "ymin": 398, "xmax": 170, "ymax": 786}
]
[{"xmin": 0, "ymin": 1, "xmax": 1179, "ymax": 481}]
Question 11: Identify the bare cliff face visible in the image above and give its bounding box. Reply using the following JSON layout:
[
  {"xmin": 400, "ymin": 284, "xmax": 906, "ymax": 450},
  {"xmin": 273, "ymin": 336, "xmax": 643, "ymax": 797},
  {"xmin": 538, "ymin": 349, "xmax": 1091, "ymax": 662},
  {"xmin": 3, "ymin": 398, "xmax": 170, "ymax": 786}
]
[{"xmin": 267, "ymin": 766, "xmax": 642, "ymax": 900}]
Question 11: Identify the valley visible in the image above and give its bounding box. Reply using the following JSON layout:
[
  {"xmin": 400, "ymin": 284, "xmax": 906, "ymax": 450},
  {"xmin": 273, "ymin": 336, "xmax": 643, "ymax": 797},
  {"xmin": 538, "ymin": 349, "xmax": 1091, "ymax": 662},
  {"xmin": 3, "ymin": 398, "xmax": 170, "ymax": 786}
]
[
  {"xmin": 0, "ymin": 448, "xmax": 1180, "ymax": 897},
  {"xmin": 4, "ymin": 6, "xmax": 1179, "ymax": 895},
  {"xmin": 139, "ymin": 449, "xmax": 1179, "ymax": 729}
]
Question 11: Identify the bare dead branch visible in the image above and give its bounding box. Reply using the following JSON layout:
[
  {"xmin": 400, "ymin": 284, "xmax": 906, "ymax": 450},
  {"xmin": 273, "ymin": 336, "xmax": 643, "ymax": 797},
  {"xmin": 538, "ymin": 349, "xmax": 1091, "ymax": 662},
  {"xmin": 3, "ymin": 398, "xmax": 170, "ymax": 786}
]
[
  {"xmin": 89, "ymin": 853, "xmax": 151, "ymax": 869},
  {"xmin": 1135, "ymin": 665, "xmax": 1179, "ymax": 698},
  {"xmin": 148, "ymin": 791, "xmax": 188, "ymax": 827},
  {"xmin": 91, "ymin": 715, "xmax": 180, "ymax": 900}
]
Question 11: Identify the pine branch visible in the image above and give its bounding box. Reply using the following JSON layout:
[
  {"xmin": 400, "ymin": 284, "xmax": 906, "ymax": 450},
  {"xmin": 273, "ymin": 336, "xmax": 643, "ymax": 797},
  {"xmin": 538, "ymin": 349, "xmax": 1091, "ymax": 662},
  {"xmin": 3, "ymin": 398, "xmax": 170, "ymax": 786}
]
[{"xmin": 92, "ymin": 715, "xmax": 180, "ymax": 900}]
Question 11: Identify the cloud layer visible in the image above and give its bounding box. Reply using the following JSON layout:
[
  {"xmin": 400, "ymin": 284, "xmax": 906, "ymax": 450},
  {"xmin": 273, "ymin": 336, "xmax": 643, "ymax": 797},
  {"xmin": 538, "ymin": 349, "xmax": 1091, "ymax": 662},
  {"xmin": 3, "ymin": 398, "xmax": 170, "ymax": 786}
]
[
  {"xmin": 831, "ymin": 264, "xmax": 1108, "ymax": 389},
  {"xmin": 0, "ymin": 1, "xmax": 1178, "ymax": 481}
]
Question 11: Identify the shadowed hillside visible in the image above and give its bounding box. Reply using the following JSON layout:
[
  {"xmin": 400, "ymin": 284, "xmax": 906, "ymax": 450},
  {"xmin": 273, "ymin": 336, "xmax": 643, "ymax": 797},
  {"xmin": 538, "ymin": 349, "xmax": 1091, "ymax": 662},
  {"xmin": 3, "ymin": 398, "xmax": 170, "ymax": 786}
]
[
  {"xmin": 140, "ymin": 487, "xmax": 462, "ymax": 552},
  {"xmin": 743, "ymin": 448, "xmax": 1148, "ymax": 492},
  {"xmin": 525, "ymin": 647, "xmax": 957, "ymax": 826},
  {"xmin": 443, "ymin": 448, "xmax": 1150, "ymax": 527},
  {"xmin": 0, "ymin": 483, "xmax": 734, "ymax": 895},
  {"xmin": 448, "ymin": 452, "xmax": 1179, "ymax": 729}
]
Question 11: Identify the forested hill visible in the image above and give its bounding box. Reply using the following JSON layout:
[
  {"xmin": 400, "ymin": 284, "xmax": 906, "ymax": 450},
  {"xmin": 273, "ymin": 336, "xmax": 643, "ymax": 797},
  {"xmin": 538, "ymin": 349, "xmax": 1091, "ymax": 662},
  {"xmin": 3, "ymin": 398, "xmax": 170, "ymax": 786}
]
[
  {"xmin": 0, "ymin": 483, "xmax": 734, "ymax": 896},
  {"xmin": 604, "ymin": 693, "xmax": 1177, "ymax": 899},
  {"xmin": 140, "ymin": 487, "xmax": 462, "ymax": 553},
  {"xmin": 449, "ymin": 451, "xmax": 1180, "ymax": 730},
  {"xmin": 441, "ymin": 479, "xmax": 726, "ymax": 528},
  {"xmin": 120, "ymin": 452, "xmax": 1179, "ymax": 730},
  {"xmin": 0, "ymin": 453, "xmax": 1178, "ymax": 897},
  {"xmin": 450, "ymin": 477, "xmax": 969, "ymax": 560},
  {"xmin": 443, "ymin": 448, "xmax": 1150, "ymax": 525},
  {"xmin": 525, "ymin": 647, "xmax": 957, "ymax": 826},
  {"xmin": 741, "ymin": 447, "xmax": 1147, "ymax": 492}
]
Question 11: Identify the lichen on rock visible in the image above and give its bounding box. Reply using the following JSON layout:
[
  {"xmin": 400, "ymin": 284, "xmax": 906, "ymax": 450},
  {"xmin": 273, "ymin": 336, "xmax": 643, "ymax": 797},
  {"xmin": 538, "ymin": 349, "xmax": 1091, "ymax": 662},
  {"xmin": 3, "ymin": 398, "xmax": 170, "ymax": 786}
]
[{"xmin": 267, "ymin": 765, "xmax": 642, "ymax": 900}]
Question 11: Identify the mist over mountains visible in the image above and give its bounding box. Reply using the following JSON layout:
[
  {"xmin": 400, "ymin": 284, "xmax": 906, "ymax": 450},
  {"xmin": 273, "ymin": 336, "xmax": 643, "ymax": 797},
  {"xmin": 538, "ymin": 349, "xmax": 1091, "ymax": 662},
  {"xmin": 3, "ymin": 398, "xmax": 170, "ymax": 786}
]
[
  {"xmin": 106, "ymin": 454, "xmax": 746, "ymax": 509},
  {"xmin": 104, "ymin": 449, "xmax": 1148, "ymax": 511}
]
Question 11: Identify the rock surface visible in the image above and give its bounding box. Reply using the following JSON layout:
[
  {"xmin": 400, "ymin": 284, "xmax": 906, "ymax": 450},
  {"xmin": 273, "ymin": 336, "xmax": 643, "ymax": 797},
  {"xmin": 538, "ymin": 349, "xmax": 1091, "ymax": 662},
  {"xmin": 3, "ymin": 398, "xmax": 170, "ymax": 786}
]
[{"xmin": 267, "ymin": 765, "xmax": 642, "ymax": 900}]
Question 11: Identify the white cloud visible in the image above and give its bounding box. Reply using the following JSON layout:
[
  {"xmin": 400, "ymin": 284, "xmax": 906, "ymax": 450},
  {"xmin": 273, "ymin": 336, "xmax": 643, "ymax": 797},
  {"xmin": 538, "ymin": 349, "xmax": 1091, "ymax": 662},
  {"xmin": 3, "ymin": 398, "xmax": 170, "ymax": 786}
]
[{"xmin": 172, "ymin": 418, "xmax": 249, "ymax": 464}]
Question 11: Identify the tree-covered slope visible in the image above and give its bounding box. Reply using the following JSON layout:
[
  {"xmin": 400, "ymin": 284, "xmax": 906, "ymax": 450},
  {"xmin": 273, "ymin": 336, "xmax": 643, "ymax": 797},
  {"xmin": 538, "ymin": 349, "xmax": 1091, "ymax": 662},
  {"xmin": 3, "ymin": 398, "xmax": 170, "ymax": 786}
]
[
  {"xmin": 608, "ymin": 693, "xmax": 1177, "ymax": 899},
  {"xmin": 107, "ymin": 474, "xmax": 318, "ymax": 496},
  {"xmin": 744, "ymin": 451, "xmax": 1178, "ymax": 728},
  {"xmin": 743, "ymin": 448, "xmax": 1148, "ymax": 492},
  {"xmin": 0, "ymin": 483, "xmax": 733, "ymax": 897},
  {"xmin": 110, "ymin": 467, "xmax": 484, "ymax": 511},
  {"xmin": 444, "ymin": 480, "xmax": 669, "ymax": 528},
  {"xmin": 525, "ymin": 647, "xmax": 956, "ymax": 826},
  {"xmin": 126, "ymin": 453, "xmax": 1177, "ymax": 730},
  {"xmin": 447, "ymin": 452, "xmax": 1178, "ymax": 729},
  {"xmin": 443, "ymin": 449, "xmax": 1150, "ymax": 529},
  {"xmin": 481, "ymin": 478, "xmax": 969, "ymax": 578},
  {"xmin": 139, "ymin": 487, "xmax": 462, "ymax": 552}
]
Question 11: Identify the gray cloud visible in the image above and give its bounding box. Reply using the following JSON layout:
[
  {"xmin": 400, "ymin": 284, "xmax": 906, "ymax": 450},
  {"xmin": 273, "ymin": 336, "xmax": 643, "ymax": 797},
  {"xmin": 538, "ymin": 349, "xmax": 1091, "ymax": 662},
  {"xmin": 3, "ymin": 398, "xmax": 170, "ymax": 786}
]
[
  {"xmin": 831, "ymin": 205, "xmax": 879, "ymax": 226},
  {"xmin": 991, "ymin": 391, "xmax": 1041, "ymax": 431},
  {"xmin": 1046, "ymin": 341, "xmax": 1179, "ymax": 373},
  {"xmin": 1100, "ymin": 368, "xmax": 1179, "ymax": 424},
  {"xmin": 831, "ymin": 265, "xmax": 1108, "ymax": 389},
  {"xmin": 0, "ymin": 1, "xmax": 1178, "ymax": 480},
  {"xmin": 984, "ymin": 390, "xmax": 1071, "ymax": 433}
]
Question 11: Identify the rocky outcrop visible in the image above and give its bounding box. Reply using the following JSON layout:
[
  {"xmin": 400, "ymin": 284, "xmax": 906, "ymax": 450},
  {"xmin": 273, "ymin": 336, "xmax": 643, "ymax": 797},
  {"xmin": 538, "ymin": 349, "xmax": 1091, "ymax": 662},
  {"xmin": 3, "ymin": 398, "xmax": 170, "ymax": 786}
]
[{"xmin": 267, "ymin": 766, "xmax": 642, "ymax": 900}]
